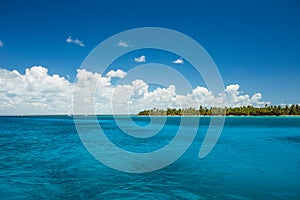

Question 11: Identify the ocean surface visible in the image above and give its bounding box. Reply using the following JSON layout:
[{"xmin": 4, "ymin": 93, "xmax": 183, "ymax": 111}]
[{"xmin": 0, "ymin": 116, "xmax": 300, "ymax": 199}]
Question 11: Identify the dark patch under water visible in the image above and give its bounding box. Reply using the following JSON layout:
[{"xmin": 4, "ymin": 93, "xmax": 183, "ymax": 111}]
[{"xmin": 278, "ymin": 136, "xmax": 300, "ymax": 143}]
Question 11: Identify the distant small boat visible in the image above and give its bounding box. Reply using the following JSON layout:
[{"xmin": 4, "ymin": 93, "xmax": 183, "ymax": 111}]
[{"xmin": 67, "ymin": 111, "xmax": 72, "ymax": 117}]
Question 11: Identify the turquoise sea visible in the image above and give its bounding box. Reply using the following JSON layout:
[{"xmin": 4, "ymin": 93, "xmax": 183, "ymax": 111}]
[{"xmin": 0, "ymin": 116, "xmax": 300, "ymax": 199}]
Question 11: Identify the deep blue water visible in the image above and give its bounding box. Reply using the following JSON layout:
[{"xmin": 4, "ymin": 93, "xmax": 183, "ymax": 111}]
[{"xmin": 0, "ymin": 116, "xmax": 300, "ymax": 199}]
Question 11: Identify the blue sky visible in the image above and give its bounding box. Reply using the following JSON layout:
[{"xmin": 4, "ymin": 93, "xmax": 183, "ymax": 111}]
[{"xmin": 0, "ymin": 0, "xmax": 300, "ymax": 106}]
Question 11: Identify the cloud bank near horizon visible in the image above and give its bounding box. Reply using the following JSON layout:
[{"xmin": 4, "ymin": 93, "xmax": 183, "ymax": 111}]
[{"xmin": 0, "ymin": 66, "xmax": 269, "ymax": 115}]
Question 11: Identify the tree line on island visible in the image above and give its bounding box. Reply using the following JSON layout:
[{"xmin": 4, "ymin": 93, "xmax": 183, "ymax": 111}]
[{"xmin": 138, "ymin": 104, "xmax": 300, "ymax": 116}]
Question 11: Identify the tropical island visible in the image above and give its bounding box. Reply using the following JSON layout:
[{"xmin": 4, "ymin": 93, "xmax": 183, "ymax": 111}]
[{"xmin": 138, "ymin": 104, "xmax": 300, "ymax": 116}]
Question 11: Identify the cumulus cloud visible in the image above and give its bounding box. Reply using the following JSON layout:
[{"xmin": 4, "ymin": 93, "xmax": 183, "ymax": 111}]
[
  {"xmin": 0, "ymin": 66, "xmax": 72, "ymax": 115},
  {"xmin": 106, "ymin": 69, "xmax": 127, "ymax": 78},
  {"xmin": 134, "ymin": 55, "xmax": 146, "ymax": 63},
  {"xmin": 0, "ymin": 40, "xmax": 4, "ymax": 47},
  {"xmin": 118, "ymin": 40, "xmax": 129, "ymax": 47},
  {"xmin": 172, "ymin": 58, "xmax": 184, "ymax": 64},
  {"xmin": 0, "ymin": 66, "xmax": 268, "ymax": 115},
  {"xmin": 224, "ymin": 84, "xmax": 267, "ymax": 107},
  {"xmin": 66, "ymin": 36, "xmax": 85, "ymax": 47}
]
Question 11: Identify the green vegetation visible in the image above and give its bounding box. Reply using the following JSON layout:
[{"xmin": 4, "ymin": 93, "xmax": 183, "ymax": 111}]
[{"xmin": 138, "ymin": 104, "xmax": 300, "ymax": 116}]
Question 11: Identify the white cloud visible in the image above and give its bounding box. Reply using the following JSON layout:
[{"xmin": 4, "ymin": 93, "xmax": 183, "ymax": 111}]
[
  {"xmin": 134, "ymin": 55, "xmax": 146, "ymax": 63},
  {"xmin": 0, "ymin": 66, "xmax": 72, "ymax": 115},
  {"xmin": 0, "ymin": 66, "xmax": 268, "ymax": 115},
  {"xmin": 118, "ymin": 40, "xmax": 129, "ymax": 47},
  {"xmin": 0, "ymin": 40, "xmax": 4, "ymax": 47},
  {"xmin": 224, "ymin": 84, "xmax": 267, "ymax": 107},
  {"xmin": 172, "ymin": 58, "xmax": 184, "ymax": 64},
  {"xmin": 66, "ymin": 36, "xmax": 85, "ymax": 47},
  {"xmin": 106, "ymin": 69, "xmax": 127, "ymax": 78}
]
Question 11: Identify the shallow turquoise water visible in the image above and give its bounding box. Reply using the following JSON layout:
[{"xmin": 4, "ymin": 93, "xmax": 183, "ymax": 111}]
[{"xmin": 0, "ymin": 116, "xmax": 300, "ymax": 199}]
